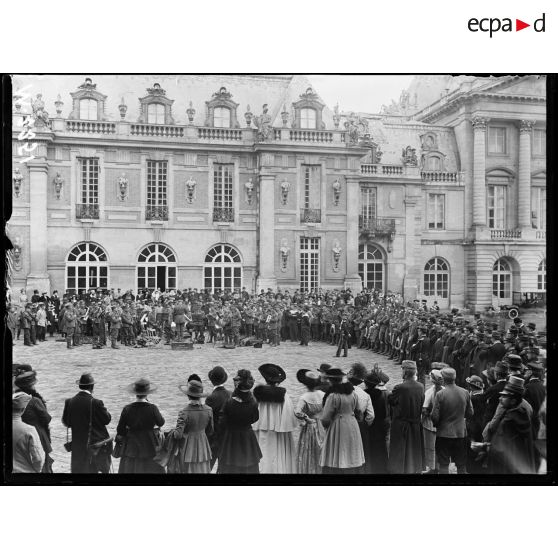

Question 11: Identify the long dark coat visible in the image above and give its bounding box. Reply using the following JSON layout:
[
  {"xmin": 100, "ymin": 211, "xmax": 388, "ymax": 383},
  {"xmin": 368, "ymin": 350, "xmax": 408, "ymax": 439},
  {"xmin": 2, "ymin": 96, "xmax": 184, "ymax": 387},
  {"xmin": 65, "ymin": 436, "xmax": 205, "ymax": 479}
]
[
  {"xmin": 116, "ymin": 401, "xmax": 166, "ymax": 474},
  {"xmin": 205, "ymin": 386, "xmax": 233, "ymax": 464},
  {"xmin": 364, "ymin": 386, "xmax": 390, "ymax": 474},
  {"xmin": 387, "ymin": 379, "xmax": 425, "ymax": 474},
  {"xmin": 62, "ymin": 391, "xmax": 112, "ymax": 473}
]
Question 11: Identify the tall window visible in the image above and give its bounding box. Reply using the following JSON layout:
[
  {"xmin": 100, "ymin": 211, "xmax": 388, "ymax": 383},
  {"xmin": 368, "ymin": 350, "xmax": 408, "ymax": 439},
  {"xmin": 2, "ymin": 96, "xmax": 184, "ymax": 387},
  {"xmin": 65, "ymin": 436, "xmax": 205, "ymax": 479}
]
[
  {"xmin": 302, "ymin": 165, "xmax": 320, "ymax": 209},
  {"xmin": 300, "ymin": 108, "xmax": 317, "ymax": 129},
  {"xmin": 493, "ymin": 259, "xmax": 511, "ymax": 300},
  {"xmin": 137, "ymin": 243, "xmax": 177, "ymax": 291},
  {"xmin": 79, "ymin": 98, "xmax": 98, "ymax": 120},
  {"xmin": 531, "ymin": 188, "xmax": 546, "ymax": 229},
  {"xmin": 427, "ymin": 193, "xmax": 445, "ymax": 229},
  {"xmin": 538, "ymin": 259, "xmax": 546, "ymax": 291},
  {"xmin": 488, "ymin": 126, "xmax": 506, "ymax": 154},
  {"xmin": 147, "ymin": 103, "xmax": 165, "ymax": 124},
  {"xmin": 358, "ymin": 244, "xmax": 384, "ymax": 291},
  {"xmin": 533, "ymin": 129, "xmax": 546, "ymax": 156},
  {"xmin": 214, "ymin": 164, "xmax": 233, "ymax": 209},
  {"xmin": 426, "ymin": 156, "xmax": 441, "ymax": 171},
  {"xmin": 424, "ymin": 257, "xmax": 449, "ymax": 299},
  {"xmin": 214, "ymin": 107, "xmax": 231, "ymax": 128},
  {"xmin": 204, "ymin": 244, "xmax": 242, "ymax": 292},
  {"xmin": 66, "ymin": 242, "xmax": 108, "ymax": 294},
  {"xmin": 487, "ymin": 184, "xmax": 506, "ymax": 229},
  {"xmin": 360, "ymin": 187, "xmax": 377, "ymax": 223},
  {"xmin": 79, "ymin": 158, "xmax": 99, "ymax": 204},
  {"xmin": 147, "ymin": 161, "xmax": 167, "ymax": 207},
  {"xmin": 300, "ymin": 237, "xmax": 320, "ymax": 291}
]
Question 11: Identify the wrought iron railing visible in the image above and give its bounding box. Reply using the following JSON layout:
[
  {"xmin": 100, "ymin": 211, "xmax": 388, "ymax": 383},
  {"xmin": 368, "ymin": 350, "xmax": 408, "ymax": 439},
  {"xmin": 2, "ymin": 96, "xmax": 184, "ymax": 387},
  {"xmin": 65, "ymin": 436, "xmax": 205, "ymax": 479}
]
[
  {"xmin": 76, "ymin": 204, "xmax": 99, "ymax": 219},
  {"xmin": 300, "ymin": 208, "xmax": 321, "ymax": 223},
  {"xmin": 359, "ymin": 216, "xmax": 396, "ymax": 236},
  {"xmin": 213, "ymin": 207, "xmax": 235, "ymax": 222},
  {"xmin": 145, "ymin": 205, "xmax": 169, "ymax": 221}
]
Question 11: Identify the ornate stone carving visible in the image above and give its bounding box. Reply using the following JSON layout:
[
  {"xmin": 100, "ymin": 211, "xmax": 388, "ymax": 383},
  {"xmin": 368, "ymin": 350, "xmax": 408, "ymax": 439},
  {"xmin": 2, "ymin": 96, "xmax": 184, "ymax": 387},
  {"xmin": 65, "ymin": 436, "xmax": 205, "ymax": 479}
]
[
  {"xmin": 519, "ymin": 120, "xmax": 536, "ymax": 133},
  {"xmin": 332, "ymin": 178, "xmax": 342, "ymax": 206},
  {"xmin": 333, "ymin": 103, "xmax": 341, "ymax": 129},
  {"xmin": 185, "ymin": 176, "xmax": 197, "ymax": 204},
  {"xmin": 244, "ymin": 178, "xmax": 255, "ymax": 205},
  {"xmin": 138, "ymin": 83, "xmax": 175, "ymax": 125},
  {"xmin": 292, "ymin": 87, "xmax": 326, "ymax": 129},
  {"xmin": 375, "ymin": 147, "xmax": 383, "ymax": 163},
  {"xmin": 344, "ymin": 112, "xmax": 369, "ymax": 144},
  {"xmin": 244, "ymin": 105, "xmax": 253, "ymax": 127},
  {"xmin": 186, "ymin": 101, "xmax": 195, "ymax": 123},
  {"xmin": 420, "ymin": 132, "xmax": 438, "ymax": 151},
  {"xmin": 147, "ymin": 83, "xmax": 166, "ymax": 96},
  {"xmin": 204, "ymin": 87, "xmax": 239, "ymax": 128},
  {"xmin": 253, "ymin": 104, "xmax": 273, "ymax": 141},
  {"xmin": 78, "ymin": 77, "xmax": 97, "ymax": 91},
  {"xmin": 280, "ymin": 239, "xmax": 290, "ymax": 272},
  {"xmin": 53, "ymin": 172, "xmax": 64, "ymax": 199},
  {"xmin": 12, "ymin": 235, "xmax": 23, "ymax": 271},
  {"xmin": 332, "ymin": 240, "xmax": 342, "ymax": 272},
  {"xmin": 54, "ymin": 94, "xmax": 64, "ymax": 116},
  {"xmin": 470, "ymin": 116, "xmax": 489, "ymax": 131},
  {"xmin": 13, "ymin": 168, "xmax": 23, "ymax": 198},
  {"xmin": 281, "ymin": 104, "xmax": 289, "ymax": 127},
  {"xmin": 118, "ymin": 174, "xmax": 129, "ymax": 201},
  {"xmin": 280, "ymin": 179, "xmax": 290, "ymax": 205},
  {"xmin": 402, "ymin": 146, "xmax": 418, "ymax": 166},
  {"xmin": 118, "ymin": 97, "xmax": 128, "ymax": 120},
  {"xmin": 31, "ymin": 94, "xmax": 50, "ymax": 128}
]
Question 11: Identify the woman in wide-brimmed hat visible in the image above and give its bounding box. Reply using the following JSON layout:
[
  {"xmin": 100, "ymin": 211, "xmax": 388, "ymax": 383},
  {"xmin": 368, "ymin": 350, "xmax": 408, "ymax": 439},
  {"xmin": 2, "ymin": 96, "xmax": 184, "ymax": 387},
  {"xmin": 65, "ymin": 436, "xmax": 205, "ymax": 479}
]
[
  {"xmin": 253, "ymin": 363, "xmax": 298, "ymax": 474},
  {"xmin": 218, "ymin": 370, "xmax": 262, "ymax": 474},
  {"xmin": 14, "ymin": 366, "xmax": 54, "ymax": 473},
  {"xmin": 319, "ymin": 367, "xmax": 365, "ymax": 474},
  {"xmin": 294, "ymin": 369, "xmax": 325, "ymax": 474},
  {"xmin": 116, "ymin": 378, "xmax": 166, "ymax": 474},
  {"xmin": 173, "ymin": 380, "xmax": 213, "ymax": 473}
]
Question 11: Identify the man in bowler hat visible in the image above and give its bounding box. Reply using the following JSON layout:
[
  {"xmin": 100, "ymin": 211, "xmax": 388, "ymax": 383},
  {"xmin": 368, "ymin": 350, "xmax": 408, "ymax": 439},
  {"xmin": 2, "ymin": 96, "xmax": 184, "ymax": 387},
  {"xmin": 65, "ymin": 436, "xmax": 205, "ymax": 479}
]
[{"xmin": 62, "ymin": 373, "xmax": 112, "ymax": 473}]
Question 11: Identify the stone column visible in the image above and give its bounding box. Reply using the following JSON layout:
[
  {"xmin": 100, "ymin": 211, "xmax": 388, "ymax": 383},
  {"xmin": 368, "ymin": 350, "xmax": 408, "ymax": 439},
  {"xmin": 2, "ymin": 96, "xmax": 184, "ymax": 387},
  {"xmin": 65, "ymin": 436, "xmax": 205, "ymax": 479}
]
[
  {"xmin": 344, "ymin": 176, "xmax": 362, "ymax": 292},
  {"xmin": 471, "ymin": 116, "xmax": 489, "ymax": 228},
  {"xmin": 26, "ymin": 157, "xmax": 51, "ymax": 294},
  {"xmin": 518, "ymin": 120, "xmax": 535, "ymax": 229},
  {"xmin": 256, "ymin": 169, "xmax": 277, "ymax": 292},
  {"xmin": 402, "ymin": 197, "xmax": 419, "ymax": 300}
]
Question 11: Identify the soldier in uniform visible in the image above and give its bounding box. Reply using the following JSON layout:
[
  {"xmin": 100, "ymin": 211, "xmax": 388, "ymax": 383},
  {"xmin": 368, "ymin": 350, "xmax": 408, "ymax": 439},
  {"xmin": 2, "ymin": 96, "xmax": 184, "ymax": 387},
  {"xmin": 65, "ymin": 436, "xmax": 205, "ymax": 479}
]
[
  {"xmin": 108, "ymin": 303, "xmax": 122, "ymax": 349},
  {"xmin": 300, "ymin": 306, "xmax": 311, "ymax": 346},
  {"xmin": 20, "ymin": 303, "xmax": 34, "ymax": 347},
  {"xmin": 335, "ymin": 315, "xmax": 350, "ymax": 358},
  {"xmin": 61, "ymin": 303, "xmax": 78, "ymax": 350},
  {"xmin": 120, "ymin": 304, "xmax": 134, "ymax": 346},
  {"xmin": 90, "ymin": 301, "xmax": 104, "ymax": 349}
]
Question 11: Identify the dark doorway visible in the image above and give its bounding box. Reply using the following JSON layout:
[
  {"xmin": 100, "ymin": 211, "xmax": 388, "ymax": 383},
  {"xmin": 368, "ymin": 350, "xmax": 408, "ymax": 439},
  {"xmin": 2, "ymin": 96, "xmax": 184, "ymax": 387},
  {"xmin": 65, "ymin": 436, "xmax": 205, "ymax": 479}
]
[{"xmin": 157, "ymin": 266, "xmax": 166, "ymax": 291}]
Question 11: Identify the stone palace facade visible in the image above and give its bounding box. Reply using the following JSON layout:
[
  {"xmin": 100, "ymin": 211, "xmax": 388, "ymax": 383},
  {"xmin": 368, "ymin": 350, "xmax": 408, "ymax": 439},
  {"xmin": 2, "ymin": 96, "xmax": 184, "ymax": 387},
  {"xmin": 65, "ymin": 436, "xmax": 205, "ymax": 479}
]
[{"xmin": 10, "ymin": 74, "xmax": 546, "ymax": 311}]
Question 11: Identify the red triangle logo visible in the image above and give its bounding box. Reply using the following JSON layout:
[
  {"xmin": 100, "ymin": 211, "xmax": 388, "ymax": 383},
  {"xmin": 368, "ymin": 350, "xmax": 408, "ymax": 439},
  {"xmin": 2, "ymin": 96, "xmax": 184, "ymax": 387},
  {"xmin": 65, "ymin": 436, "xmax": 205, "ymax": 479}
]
[{"xmin": 516, "ymin": 19, "xmax": 530, "ymax": 31}]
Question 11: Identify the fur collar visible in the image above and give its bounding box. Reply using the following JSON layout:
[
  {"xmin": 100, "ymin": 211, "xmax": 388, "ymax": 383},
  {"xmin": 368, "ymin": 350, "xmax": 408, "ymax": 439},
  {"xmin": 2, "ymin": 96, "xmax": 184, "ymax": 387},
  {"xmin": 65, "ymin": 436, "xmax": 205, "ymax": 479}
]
[{"xmin": 253, "ymin": 384, "xmax": 286, "ymax": 403}]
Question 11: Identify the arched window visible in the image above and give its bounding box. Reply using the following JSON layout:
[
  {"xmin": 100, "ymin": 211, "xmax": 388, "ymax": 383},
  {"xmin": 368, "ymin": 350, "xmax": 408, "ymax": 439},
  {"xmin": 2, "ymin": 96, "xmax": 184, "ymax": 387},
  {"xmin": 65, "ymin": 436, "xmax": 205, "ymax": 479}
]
[
  {"xmin": 204, "ymin": 244, "xmax": 242, "ymax": 292},
  {"xmin": 492, "ymin": 258, "xmax": 511, "ymax": 301},
  {"xmin": 79, "ymin": 98, "xmax": 98, "ymax": 120},
  {"xmin": 66, "ymin": 242, "xmax": 108, "ymax": 294},
  {"xmin": 137, "ymin": 243, "xmax": 177, "ymax": 291},
  {"xmin": 300, "ymin": 107, "xmax": 317, "ymax": 129},
  {"xmin": 424, "ymin": 257, "xmax": 449, "ymax": 299},
  {"xmin": 358, "ymin": 244, "xmax": 384, "ymax": 291},
  {"xmin": 426, "ymin": 155, "xmax": 441, "ymax": 171},
  {"xmin": 538, "ymin": 259, "xmax": 546, "ymax": 291},
  {"xmin": 147, "ymin": 103, "xmax": 165, "ymax": 124},
  {"xmin": 214, "ymin": 106, "xmax": 231, "ymax": 128}
]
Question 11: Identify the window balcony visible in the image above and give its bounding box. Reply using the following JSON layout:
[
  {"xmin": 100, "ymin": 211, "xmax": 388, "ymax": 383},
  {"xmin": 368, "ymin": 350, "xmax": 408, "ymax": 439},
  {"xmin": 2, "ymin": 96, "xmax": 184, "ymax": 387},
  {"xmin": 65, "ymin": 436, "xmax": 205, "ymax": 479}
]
[
  {"xmin": 76, "ymin": 203, "xmax": 99, "ymax": 219},
  {"xmin": 300, "ymin": 208, "xmax": 321, "ymax": 223},
  {"xmin": 490, "ymin": 229, "xmax": 522, "ymax": 240},
  {"xmin": 213, "ymin": 207, "xmax": 235, "ymax": 222},
  {"xmin": 359, "ymin": 216, "xmax": 396, "ymax": 238},
  {"xmin": 145, "ymin": 205, "xmax": 169, "ymax": 221},
  {"xmin": 421, "ymin": 171, "xmax": 464, "ymax": 185}
]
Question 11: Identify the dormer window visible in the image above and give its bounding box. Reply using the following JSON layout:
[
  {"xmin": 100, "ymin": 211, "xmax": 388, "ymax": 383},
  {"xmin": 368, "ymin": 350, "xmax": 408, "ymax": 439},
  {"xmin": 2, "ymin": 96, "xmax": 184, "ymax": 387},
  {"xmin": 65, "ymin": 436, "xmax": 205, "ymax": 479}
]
[
  {"xmin": 300, "ymin": 108, "xmax": 317, "ymax": 129},
  {"xmin": 79, "ymin": 98, "xmax": 98, "ymax": 120},
  {"xmin": 426, "ymin": 155, "xmax": 441, "ymax": 171},
  {"xmin": 214, "ymin": 106, "xmax": 231, "ymax": 128},
  {"xmin": 147, "ymin": 103, "xmax": 165, "ymax": 124}
]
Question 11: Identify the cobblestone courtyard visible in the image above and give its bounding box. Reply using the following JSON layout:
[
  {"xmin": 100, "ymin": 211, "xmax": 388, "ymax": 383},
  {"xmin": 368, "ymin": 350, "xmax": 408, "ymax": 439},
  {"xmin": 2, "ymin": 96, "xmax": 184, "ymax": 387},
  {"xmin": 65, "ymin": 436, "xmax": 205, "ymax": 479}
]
[{"xmin": 12, "ymin": 337, "xmax": 409, "ymax": 473}]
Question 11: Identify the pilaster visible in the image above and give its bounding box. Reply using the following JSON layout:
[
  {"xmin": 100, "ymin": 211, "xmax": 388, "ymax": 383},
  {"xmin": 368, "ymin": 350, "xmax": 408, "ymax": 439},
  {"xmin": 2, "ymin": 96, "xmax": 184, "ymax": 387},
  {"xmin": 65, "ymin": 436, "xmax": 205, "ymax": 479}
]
[
  {"xmin": 471, "ymin": 116, "xmax": 489, "ymax": 229},
  {"xmin": 518, "ymin": 120, "xmax": 535, "ymax": 228},
  {"xmin": 343, "ymin": 176, "xmax": 362, "ymax": 292},
  {"xmin": 256, "ymin": 166, "xmax": 277, "ymax": 292}
]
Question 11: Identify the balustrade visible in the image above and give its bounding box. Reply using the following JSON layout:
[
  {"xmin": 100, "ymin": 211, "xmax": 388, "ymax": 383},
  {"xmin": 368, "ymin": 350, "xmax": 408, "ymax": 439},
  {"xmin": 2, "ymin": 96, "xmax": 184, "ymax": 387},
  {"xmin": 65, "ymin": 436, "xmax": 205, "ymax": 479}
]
[
  {"xmin": 67, "ymin": 121, "xmax": 116, "ymax": 134},
  {"xmin": 131, "ymin": 124, "xmax": 184, "ymax": 137}
]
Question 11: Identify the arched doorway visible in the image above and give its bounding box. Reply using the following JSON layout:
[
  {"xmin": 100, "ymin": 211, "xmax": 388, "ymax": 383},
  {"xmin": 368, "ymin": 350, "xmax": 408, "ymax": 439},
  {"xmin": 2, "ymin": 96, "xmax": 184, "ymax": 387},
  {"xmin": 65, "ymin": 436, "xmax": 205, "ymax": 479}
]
[
  {"xmin": 137, "ymin": 243, "xmax": 177, "ymax": 292},
  {"xmin": 204, "ymin": 244, "xmax": 242, "ymax": 292},
  {"xmin": 66, "ymin": 242, "xmax": 109, "ymax": 295},
  {"xmin": 423, "ymin": 257, "xmax": 450, "ymax": 307},
  {"xmin": 358, "ymin": 243, "xmax": 385, "ymax": 291},
  {"xmin": 492, "ymin": 258, "xmax": 513, "ymax": 307}
]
